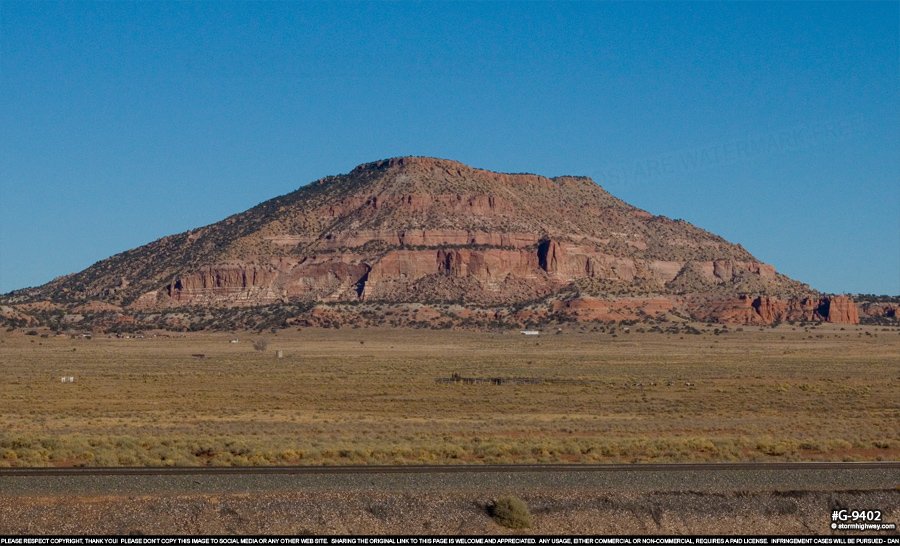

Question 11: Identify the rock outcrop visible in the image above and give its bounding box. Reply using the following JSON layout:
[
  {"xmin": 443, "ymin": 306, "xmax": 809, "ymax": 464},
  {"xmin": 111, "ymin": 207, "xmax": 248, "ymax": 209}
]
[
  {"xmin": 0, "ymin": 305, "xmax": 36, "ymax": 326},
  {"xmin": 1, "ymin": 156, "xmax": 862, "ymax": 327},
  {"xmin": 820, "ymin": 295, "xmax": 860, "ymax": 324},
  {"xmin": 687, "ymin": 294, "xmax": 860, "ymax": 325},
  {"xmin": 858, "ymin": 301, "xmax": 899, "ymax": 321}
]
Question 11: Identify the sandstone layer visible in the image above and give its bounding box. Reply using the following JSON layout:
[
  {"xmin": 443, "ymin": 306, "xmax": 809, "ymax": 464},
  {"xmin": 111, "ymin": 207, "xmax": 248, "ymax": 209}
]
[{"xmin": 2, "ymin": 156, "xmax": 862, "ymax": 326}]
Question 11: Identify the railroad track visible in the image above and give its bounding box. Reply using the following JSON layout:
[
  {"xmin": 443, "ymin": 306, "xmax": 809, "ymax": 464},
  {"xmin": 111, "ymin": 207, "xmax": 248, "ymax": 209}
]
[{"xmin": 2, "ymin": 461, "xmax": 897, "ymax": 477}]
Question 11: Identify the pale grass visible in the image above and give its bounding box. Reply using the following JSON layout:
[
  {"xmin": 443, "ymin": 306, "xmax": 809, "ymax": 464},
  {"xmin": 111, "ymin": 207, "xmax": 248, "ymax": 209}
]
[{"xmin": 0, "ymin": 324, "xmax": 897, "ymax": 466}]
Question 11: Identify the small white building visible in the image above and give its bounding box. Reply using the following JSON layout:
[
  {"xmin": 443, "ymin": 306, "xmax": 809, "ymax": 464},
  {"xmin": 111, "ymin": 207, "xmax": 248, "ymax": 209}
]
[{"xmin": 520, "ymin": 330, "xmax": 540, "ymax": 336}]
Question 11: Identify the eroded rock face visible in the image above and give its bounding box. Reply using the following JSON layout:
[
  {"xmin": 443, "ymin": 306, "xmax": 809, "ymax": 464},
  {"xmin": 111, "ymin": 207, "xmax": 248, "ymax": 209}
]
[
  {"xmin": 160, "ymin": 260, "xmax": 373, "ymax": 306},
  {"xmin": 859, "ymin": 302, "xmax": 899, "ymax": 320},
  {"xmin": 6, "ymin": 156, "xmax": 857, "ymax": 326},
  {"xmin": 0, "ymin": 305, "xmax": 36, "ymax": 326},
  {"xmin": 820, "ymin": 295, "xmax": 860, "ymax": 324},
  {"xmin": 689, "ymin": 294, "xmax": 859, "ymax": 325},
  {"xmin": 141, "ymin": 247, "xmax": 790, "ymax": 311},
  {"xmin": 148, "ymin": 250, "xmax": 843, "ymax": 326}
]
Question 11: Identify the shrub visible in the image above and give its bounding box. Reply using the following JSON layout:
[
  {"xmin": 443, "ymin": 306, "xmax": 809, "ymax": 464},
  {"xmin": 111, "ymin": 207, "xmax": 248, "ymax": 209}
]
[
  {"xmin": 252, "ymin": 338, "xmax": 268, "ymax": 352},
  {"xmin": 489, "ymin": 496, "xmax": 532, "ymax": 529}
]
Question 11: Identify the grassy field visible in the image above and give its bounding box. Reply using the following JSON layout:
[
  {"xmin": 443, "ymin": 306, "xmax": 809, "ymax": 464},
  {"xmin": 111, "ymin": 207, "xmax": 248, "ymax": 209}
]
[{"xmin": 0, "ymin": 323, "xmax": 898, "ymax": 466}]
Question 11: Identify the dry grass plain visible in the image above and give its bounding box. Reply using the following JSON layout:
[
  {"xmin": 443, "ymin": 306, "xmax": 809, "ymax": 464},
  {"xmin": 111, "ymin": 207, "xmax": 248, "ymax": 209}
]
[{"xmin": 0, "ymin": 323, "xmax": 897, "ymax": 466}]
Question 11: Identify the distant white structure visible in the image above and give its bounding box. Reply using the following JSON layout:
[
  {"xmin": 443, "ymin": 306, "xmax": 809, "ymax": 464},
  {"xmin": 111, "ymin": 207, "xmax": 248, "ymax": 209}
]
[
  {"xmin": 60, "ymin": 376, "xmax": 75, "ymax": 383},
  {"xmin": 229, "ymin": 339, "xmax": 240, "ymax": 343},
  {"xmin": 276, "ymin": 350, "xmax": 284, "ymax": 359},
  {"xmin": 520, "ymin": 330, "xmax": 540, "ymax": 336}
]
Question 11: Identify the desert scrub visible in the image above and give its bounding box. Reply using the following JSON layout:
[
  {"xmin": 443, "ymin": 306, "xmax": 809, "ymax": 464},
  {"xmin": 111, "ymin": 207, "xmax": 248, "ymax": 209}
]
[
  {"xmin": 489, "ymin": 496, "xmax": 532, "ymax": 529},
  {"xmin": 1, "ymin": 327, "xmax": 898, "ymax": 466}
]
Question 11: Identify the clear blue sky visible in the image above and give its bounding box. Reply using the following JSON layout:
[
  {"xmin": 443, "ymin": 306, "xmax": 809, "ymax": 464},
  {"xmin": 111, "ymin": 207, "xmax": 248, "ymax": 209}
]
[{"xmin": 2, "ymin": 1, "xmax": 898, "ymax": 295}]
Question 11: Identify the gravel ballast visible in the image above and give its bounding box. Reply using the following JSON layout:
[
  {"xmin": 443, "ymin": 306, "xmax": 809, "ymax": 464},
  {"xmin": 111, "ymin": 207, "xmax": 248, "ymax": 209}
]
[{"xmin": 1, "ymin": 465, "xmax": 897, "ymax": 535}]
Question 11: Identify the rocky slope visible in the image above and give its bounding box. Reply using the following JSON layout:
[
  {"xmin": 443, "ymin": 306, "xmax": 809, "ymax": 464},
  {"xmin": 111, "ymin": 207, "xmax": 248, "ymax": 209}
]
[{"xmin": 2, "ymin": 156, "xmax": 863, "ymax": 328}]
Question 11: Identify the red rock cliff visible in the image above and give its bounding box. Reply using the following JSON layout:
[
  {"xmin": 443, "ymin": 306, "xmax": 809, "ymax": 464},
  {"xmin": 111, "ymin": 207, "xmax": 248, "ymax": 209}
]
[{"xmin": 11, "ymin": 156, "xmax": 852, "ymax": 327}]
